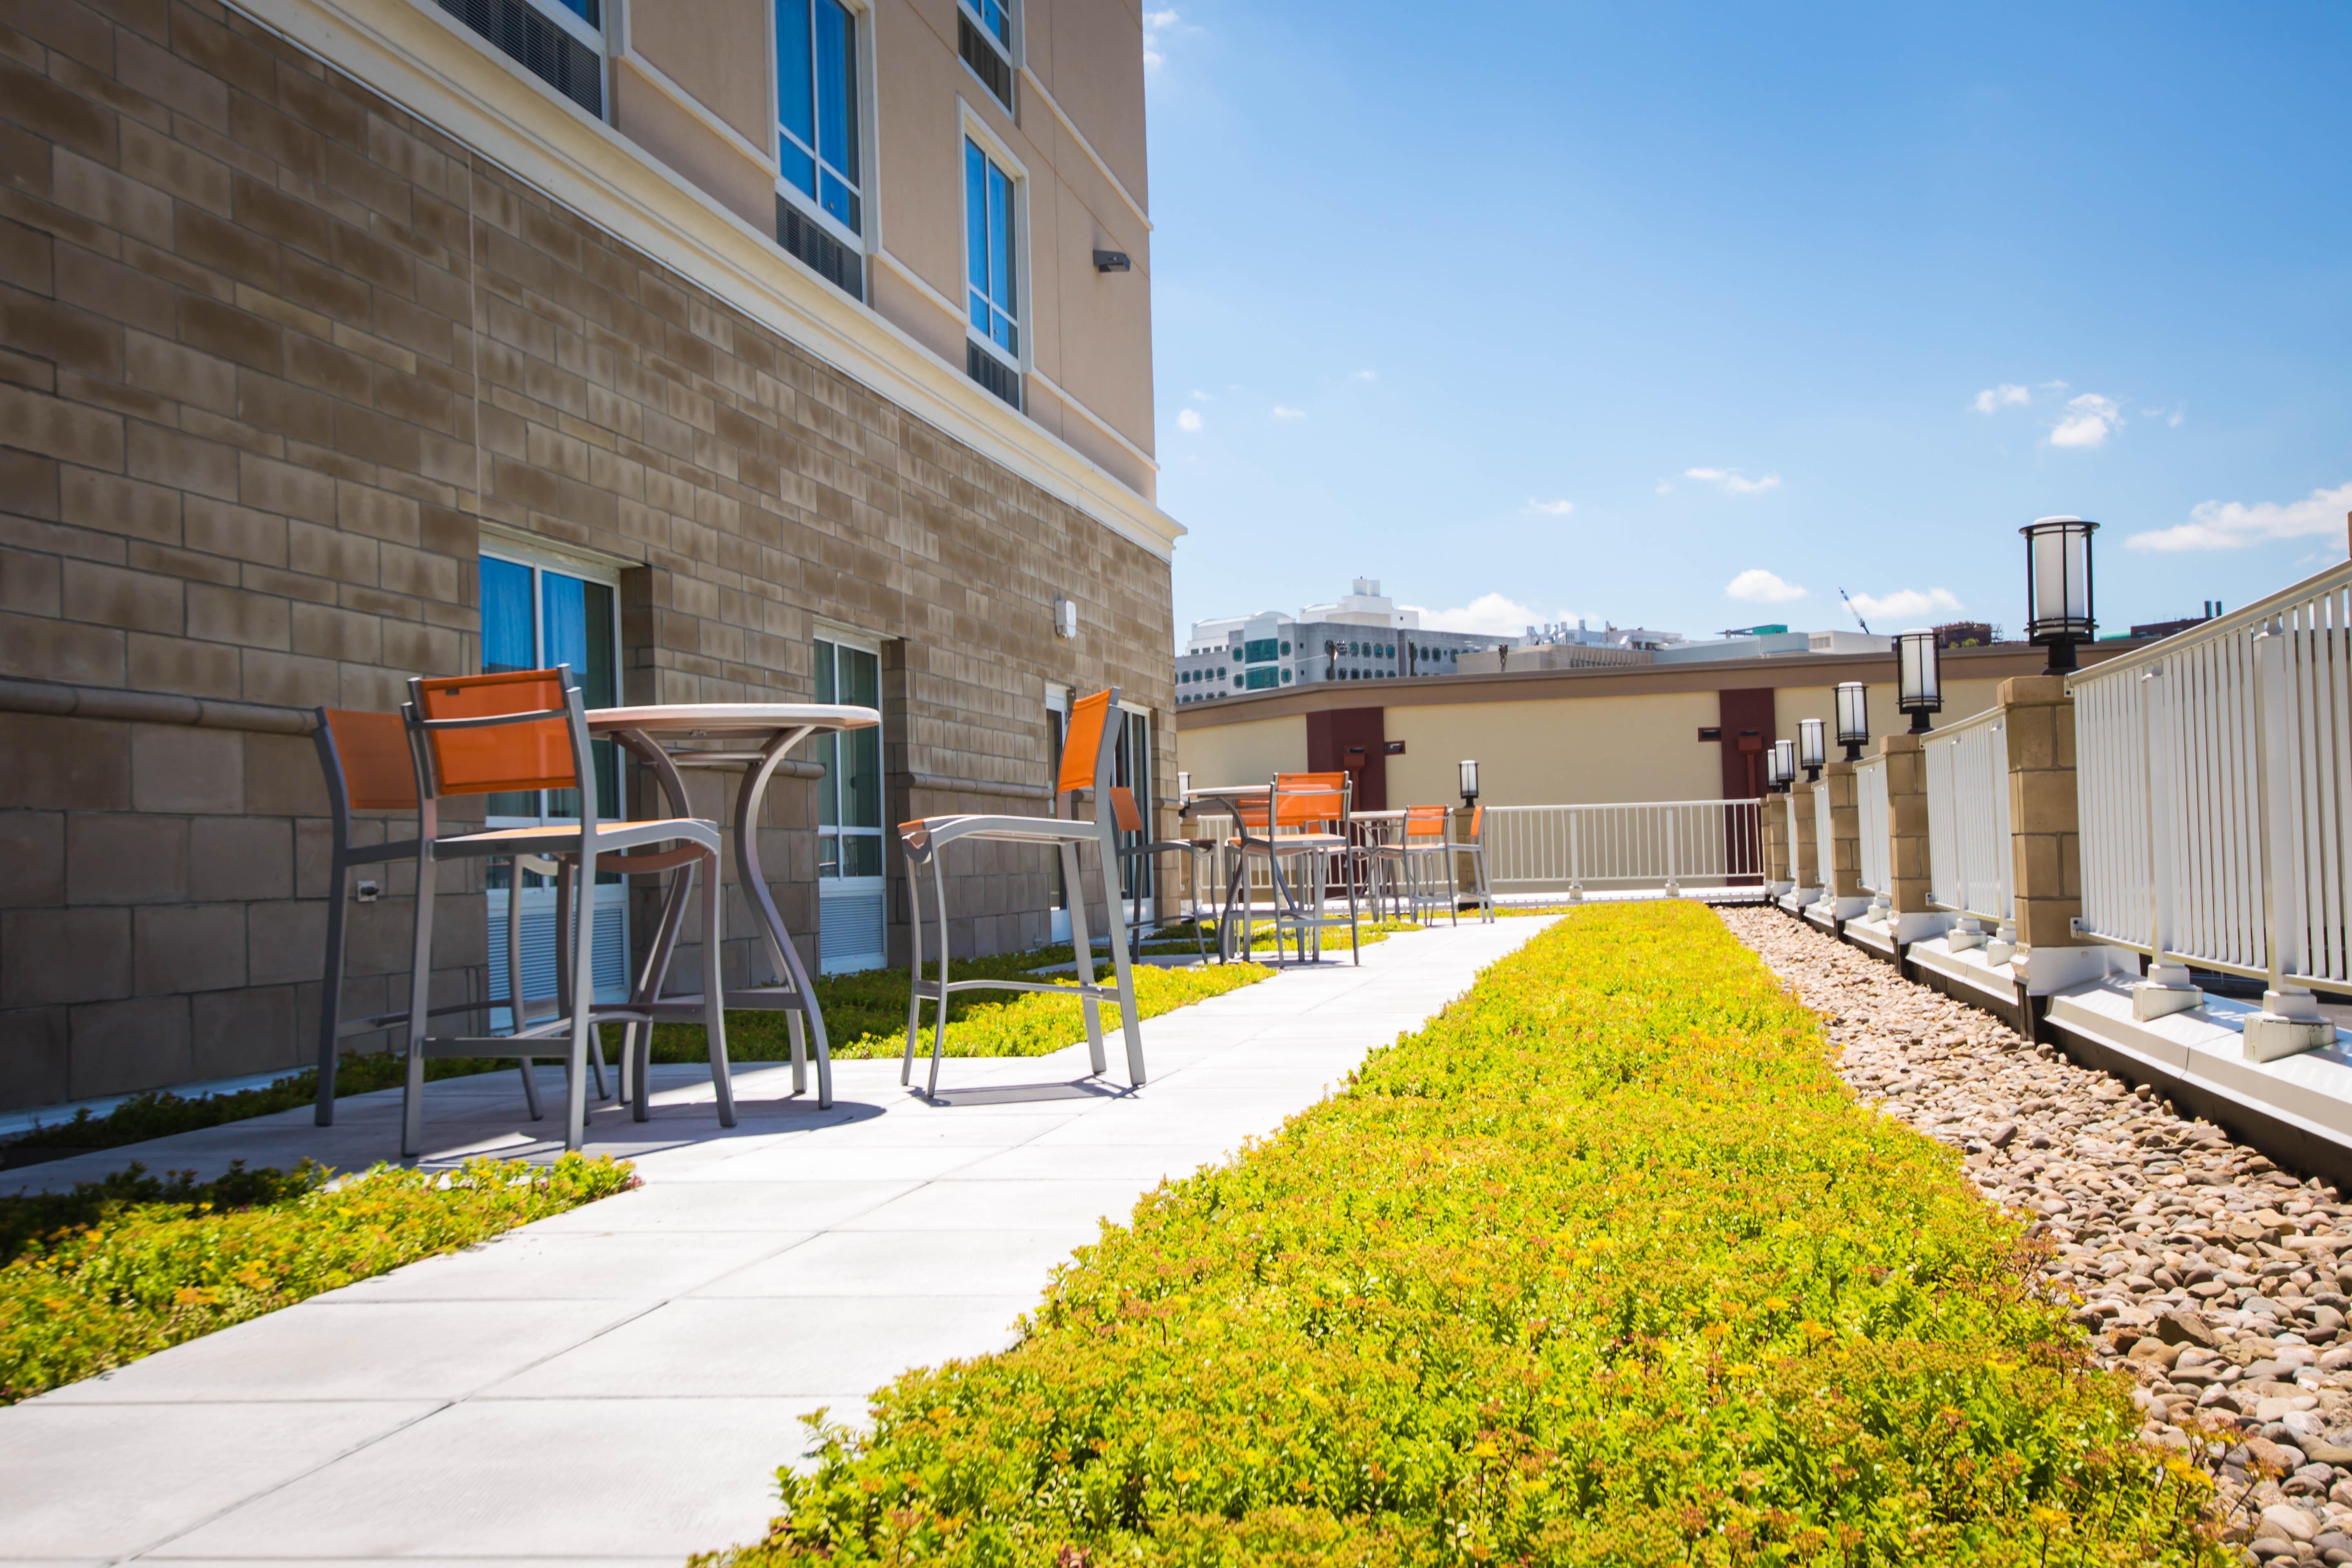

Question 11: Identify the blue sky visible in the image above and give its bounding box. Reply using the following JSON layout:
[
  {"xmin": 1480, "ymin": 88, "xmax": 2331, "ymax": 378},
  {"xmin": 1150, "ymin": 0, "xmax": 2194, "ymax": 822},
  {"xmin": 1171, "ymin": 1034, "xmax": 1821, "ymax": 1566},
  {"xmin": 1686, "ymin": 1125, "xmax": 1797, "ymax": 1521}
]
[{"xmin": 1138, "ymin": 3, "xmax": 2352, "ymax": 646}]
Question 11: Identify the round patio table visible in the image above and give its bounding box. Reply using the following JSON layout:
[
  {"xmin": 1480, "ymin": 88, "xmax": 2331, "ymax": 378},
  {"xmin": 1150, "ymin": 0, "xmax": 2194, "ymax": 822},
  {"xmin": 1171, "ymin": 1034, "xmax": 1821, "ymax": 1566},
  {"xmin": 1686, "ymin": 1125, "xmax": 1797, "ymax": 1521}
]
[{"xmin": 588, "ymin": 703, "xmax": 880, "ymax": 1113}]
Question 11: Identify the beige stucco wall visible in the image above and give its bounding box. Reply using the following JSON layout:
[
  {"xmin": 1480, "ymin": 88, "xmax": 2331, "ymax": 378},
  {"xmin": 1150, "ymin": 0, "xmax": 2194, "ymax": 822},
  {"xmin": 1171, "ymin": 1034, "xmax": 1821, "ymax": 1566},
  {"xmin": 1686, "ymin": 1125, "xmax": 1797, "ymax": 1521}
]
[
  {"xmin": 627, "ymin": 0, "xmax": 775, "ymax": 147},
  {"xmin": 1178, "ymin": 670, "xmax": 2043, "ymax": 810},
  {"xmin": 1385, "ymin": 692, "xmax": 1724, "ymax": 806},
  {"xmin": 610, "ymin": 64, "xmax": 778, "ymax": 232},
  {"xmin": 1175, "ymin": 713, "xmax": 1309, "ymax": 791}
]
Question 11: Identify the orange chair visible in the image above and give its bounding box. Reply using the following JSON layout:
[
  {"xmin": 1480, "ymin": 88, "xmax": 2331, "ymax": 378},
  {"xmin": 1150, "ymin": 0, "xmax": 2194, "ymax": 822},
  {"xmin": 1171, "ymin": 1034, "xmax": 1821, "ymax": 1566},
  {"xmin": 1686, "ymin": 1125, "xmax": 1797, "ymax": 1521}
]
[
  {"xmin": 1223, "ymin": 771, "xmax": 1362, "ymax": 966},
  {"xmin": 898, "ymin": 688, "xmax": 1145, "ymax": 1095},
  {"xmin": 399, "ymin": 666, "xmax": 731, "ymax": 1155},
  {"xmin": 1374, "ymin": 804, "xmax": 1461, "ymax": 926},
  {"xmin": 310, "ymin": 707, "xmax": 584, "ymax": 1130},
  {"xmin": 1109, "ymin": 784, "xmax": 1213, "ymax": 962}
]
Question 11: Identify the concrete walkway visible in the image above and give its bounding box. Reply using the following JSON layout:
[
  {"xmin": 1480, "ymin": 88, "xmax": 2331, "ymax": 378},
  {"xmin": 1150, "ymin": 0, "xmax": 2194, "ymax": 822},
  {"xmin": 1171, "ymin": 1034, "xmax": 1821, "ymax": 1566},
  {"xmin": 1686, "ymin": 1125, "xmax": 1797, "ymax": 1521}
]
[{"xmin": 2, "ymin": 917, "xmax": 1542, "ymax": 1566}]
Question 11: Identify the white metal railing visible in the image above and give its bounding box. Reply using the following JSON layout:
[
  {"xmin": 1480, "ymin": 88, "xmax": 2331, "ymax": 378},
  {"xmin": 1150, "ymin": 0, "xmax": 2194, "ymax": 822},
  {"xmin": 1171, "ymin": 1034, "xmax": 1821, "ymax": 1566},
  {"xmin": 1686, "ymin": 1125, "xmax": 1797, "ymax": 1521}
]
[
  {"xmin": 2074, "ymin": 560, "xmax": 2352, "ymax": 997},
  {"xmin": 1813, "ymin": 777, "xmax": 1835, "ymax": 892},
  {"xmin": 1856, "ymin": 755, "xmax": 1889, "ymax": 896},
  {"xmin": 1924, "ymin": 704, "xmax": 2013, "ymax": 924},
  {"xmin": 1483, "ymin": 800, "xmax": 1761, "ymax": 891}
]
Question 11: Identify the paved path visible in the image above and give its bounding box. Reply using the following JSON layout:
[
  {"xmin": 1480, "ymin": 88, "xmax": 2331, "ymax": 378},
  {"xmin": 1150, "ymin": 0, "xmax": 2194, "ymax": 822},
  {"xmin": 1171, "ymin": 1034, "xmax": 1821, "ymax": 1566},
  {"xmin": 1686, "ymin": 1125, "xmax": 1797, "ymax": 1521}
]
[{"xmin": 3, "ymin": 918, "xmax": 1541, "ymax": 1566}]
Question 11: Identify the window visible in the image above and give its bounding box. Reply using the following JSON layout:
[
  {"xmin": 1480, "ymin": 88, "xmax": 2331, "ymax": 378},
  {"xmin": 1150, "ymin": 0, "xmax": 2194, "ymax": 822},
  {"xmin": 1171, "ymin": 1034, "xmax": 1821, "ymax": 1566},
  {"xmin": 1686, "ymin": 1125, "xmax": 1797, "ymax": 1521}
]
[
  {"xmin": 1113, "ymin": 706, "xmax": 1152, "ymax": 908},
  {"xmin": 813, "ymin": 638, "xmax": 882, "ymax": 880},
  {"xmin": 814, "ymin": 635, "xmax": 886, "ymax": 973},
  {"xmin": 1243, "ymin": 637, "xmax": 1278, "ymax": 664},
  {"xmin": 1245, "ymin": 667, "xmax": 1278, "ymax": 690},
  {"xmin": 1281, "ymin": 640, "xmax": 1291, "ymax": 655},
  {"xmin": 777, "ymin": 0, "xmax": 862, "ymax": 236},
  {"xmin": 957, "ymin": 0, "xmax": 1013, "ymax": 109},
  {"xmin": 477, "ymin": 545, "xmax": 628, "ymax": 1016},
  {"xmin": 438, "ymin": 0, "xmax": 604, "ymax": 118},
  {"xmin": 965, "ymin": 137, "xmax": 1018, "ymax": 367}
]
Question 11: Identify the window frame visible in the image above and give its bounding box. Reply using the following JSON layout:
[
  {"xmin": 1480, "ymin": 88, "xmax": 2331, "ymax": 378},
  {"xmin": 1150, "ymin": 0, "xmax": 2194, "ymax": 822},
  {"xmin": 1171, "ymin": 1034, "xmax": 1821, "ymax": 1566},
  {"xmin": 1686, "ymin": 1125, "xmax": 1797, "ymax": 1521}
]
[
  {"xmin": 811, "ymin": 625, "xmax": 886, "ymax": 885},
  {"xmin": 959, "ymin": 0, "xmax": 1015, "ymax": 59},
  {"xmin": 771, "ymin": 0, "xmax": 871, "ymax": 254},
  {"xmin": 959, "ymin": 109, "xmax": 1027, "ymax": 375},
  {"xmin": 530, "ymin": 0, "xmax": 606, "ymax": 53},
  {"xmin": 477, "ymin": 537, "xmax": 625, "ymax": 833}
]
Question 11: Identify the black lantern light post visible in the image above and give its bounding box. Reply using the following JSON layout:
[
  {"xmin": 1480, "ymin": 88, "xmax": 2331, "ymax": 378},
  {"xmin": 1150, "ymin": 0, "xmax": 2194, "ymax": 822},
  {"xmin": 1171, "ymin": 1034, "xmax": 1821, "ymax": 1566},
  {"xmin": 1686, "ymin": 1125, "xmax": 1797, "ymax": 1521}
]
[
  {"xmin": 1797, "ymin": 717, "xmax": 1825, "ymax": 782},
  {"xmin": 1834, "ymin": 681, "xmax": 1868, "ymax": 761},
  {"xmin": 1896, "ymin": 629, "xmax": 1942, "ymax": 733},
  {"xmin": 1458, "ymin": 758, "xmax": 1479, "ymax": 809},
  {"xmin": 2022, "ymin": 516, "xmax": 2098, "ymax": 674},
  {"xmin": 1770, "ymin": 739, "xmax": 1796, "ymax": 793}
]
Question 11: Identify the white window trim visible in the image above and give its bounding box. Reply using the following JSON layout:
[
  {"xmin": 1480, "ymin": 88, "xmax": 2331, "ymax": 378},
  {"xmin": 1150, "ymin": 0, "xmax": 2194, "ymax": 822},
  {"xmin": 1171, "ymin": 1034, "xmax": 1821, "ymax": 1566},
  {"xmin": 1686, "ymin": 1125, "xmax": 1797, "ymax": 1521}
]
[
  {"xmin": 813, "ymin": 627, "xmax": 885, "ymax": 886},
  {"xmin": 958, "ymin": 99, "xmax": 1029, "ymax": 375},
  {"xmin": 525, "ymin": 0, "xmax": 606, "ymax": 55},
  {"xmin": 958, "ymin": 0, "xmax": 1017, "ymax": 66},
  {"xmin": 769, "ymin": 0, "xmax": 872, "ymax": 254}
]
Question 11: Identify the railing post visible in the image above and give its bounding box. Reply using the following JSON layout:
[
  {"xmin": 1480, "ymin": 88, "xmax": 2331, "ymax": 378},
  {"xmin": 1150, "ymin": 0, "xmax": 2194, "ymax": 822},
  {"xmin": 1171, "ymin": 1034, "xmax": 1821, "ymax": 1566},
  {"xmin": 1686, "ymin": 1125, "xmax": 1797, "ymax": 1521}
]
[
  {"xmin": 1877, "ymin": 732, "xmax": 1942, "ymax": 944},
  {"xmin": 2134, "ymin": 664, "xmax": 2201, "ymax": 1019},
  {"xmin": 1567, "ymin": 808, "xmax": 1583, "ymax": 901},
  {"xmin": 2000, "ymin": 674, "xmax": 2121, "ymax": 994},
  {"xmin": 1791, "ymin": 780, "xmax": 1823, "ymax": 906},
  {"xmin": 2245, "ymin": 628, "xmax": 2333, "ymax": 1060},
  {"xmin": 1662, "ymin": 806, "xmax": 1679, "ymax": 898},
  {"xmin": 1819, "ymin": 758, "xmax": 1868, "ymax": 920},
  {"xmin": 1760, "ymin": 794, "xmax": 1788, "ymax": 892}
]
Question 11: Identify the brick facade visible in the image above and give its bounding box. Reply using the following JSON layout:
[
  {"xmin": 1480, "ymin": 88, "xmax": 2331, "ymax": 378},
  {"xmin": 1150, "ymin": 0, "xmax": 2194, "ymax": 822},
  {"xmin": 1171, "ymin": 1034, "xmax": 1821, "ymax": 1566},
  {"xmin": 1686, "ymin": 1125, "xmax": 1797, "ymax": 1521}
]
[{"xmin": 0, "ymin": 0, "xmax": 1174, "ymax": 1110}]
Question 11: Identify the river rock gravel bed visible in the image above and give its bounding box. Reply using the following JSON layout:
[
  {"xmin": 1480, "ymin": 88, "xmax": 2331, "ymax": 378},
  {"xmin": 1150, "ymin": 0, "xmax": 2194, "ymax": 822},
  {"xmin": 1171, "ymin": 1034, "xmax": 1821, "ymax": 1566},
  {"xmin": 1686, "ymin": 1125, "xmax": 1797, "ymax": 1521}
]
[{"xmin": 1721, "ymin": 906, "xmax": 2352, "ymax": 1563}]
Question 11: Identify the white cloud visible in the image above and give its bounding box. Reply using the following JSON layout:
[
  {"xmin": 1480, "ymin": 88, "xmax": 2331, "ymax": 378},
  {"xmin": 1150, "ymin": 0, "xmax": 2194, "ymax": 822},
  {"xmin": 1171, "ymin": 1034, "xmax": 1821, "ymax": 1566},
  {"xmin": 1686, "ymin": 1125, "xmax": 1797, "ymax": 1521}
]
[
  {"xmin": 1725, "ymin": 568, "xmax": 1807, "ymax": 603},
  {"xmin": 1176, "ymin": 408, "xmax": 1202, "ymax": 432},
  {"xmin": 2049, "ymin": 392, "xmax": 2123, "ymax": 448},
  {"xmin": 2127, "ymin": 481, "xmax": 2352, "ymax": 552},
  {"xmin": 1354, "ymin": 369, "xmax": 1377, "ymax": 381},
  {"xmin": 2140, "ymin": 405, "xmax": 2186, "ymax": 428},
  {"xmin": 1849, "ymin": 587, "xmax": 1963, "ymax": 621},
  {"xmin": 1685, "ymin": 467, "xmax": 1782, "ymax": 496},
  {"xmin": 1271, "ymin": 405, "xmax": 1306, "ymax": 421},
  {"xmin": 1142, "ymin": 8, "xmax": 1180, "ymax": 69},
  {"xmin": 1972, "ymin": 383, "xmax": 2031, "ymax": 414},
  {"xmin": 1188, "ymin": 388, "xmax": 1212, "ymax": 402},
  {"xmin": 1654, "ymin": 480, "xmax": 1674, "ymax": 496},
  {"xmin": 1402, "ymin": 593, "xmax": 1550, "ymax": 638},
  {"xmin": 1523, "ymin": 499, "xmax": 1575, "ymax": 517}
]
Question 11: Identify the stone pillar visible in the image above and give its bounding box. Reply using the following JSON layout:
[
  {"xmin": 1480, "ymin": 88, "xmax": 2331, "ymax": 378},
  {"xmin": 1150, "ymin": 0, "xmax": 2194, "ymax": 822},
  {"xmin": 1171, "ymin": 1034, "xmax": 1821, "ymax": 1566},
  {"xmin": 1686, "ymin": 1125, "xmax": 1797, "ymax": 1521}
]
[
  {"xmin": 1761, "ymin": 793, "xmax": 1789, "ymax": 889},
  {"xmin": 1791, "ymin": 780, "xmax": 1823, "ymax": 902},
  {"xmin": 1820, "ymin": 760, "xmax": 1867, "ymax": 917},
  {"xmin": 2000, "ymin": 675, "xmax": 2124, "ymax": 992},
  {"xmin": 1878, "ymin": 732, "xmax": 1946, "ymax": 943}
]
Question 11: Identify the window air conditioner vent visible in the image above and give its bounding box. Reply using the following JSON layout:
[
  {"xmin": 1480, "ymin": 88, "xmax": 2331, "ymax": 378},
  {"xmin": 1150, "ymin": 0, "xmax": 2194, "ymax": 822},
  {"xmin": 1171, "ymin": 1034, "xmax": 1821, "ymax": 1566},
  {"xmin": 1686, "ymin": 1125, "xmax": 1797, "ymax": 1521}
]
[
  {"xmin": 776, "ymin": 195, "xmax": 865, "ymax": 301},
  {"xmin": 957, "ymin": 14, "xmax": 1015, "ymax": 110},
  {"xmin": 966, "ymin": 341, "xmax": 1022, "ymax": 411},
  {"xmin": 438, "ymin": 0, "xmax": 603, "ymax": 118}
]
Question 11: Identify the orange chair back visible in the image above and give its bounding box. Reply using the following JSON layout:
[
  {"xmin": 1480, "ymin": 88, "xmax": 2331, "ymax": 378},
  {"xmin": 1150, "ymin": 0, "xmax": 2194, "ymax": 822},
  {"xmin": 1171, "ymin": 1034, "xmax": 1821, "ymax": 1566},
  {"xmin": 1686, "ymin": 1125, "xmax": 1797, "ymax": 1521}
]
[
  {"xmin": 1272, "ymin": 771, "xmax": 1347, "ymax": 829},
  {"xmin": 1233, "ymin": 796, "xmax": 1271, "ymax": 831},
  {"xmin": 1403, "ymin": 804, "xmax": 1450, "ymax": 840},
  {"xmin": 1056, "ymin": 689, "xmax": 1115, "ymax": 796},
  {"xmin": 1109, "ymin": 785, "xmax": 1144, "ymax": 834},
  {"xmin": 1469, "ymin": 804, "xmax": 1484, "ymax": 839},
  {"xmin": 413, "ymin": 668, "xmax": 577, "ymax": 797},
  {"xmin": 322, "ymin": 708, "xmax": 419, "ymax": 811}
]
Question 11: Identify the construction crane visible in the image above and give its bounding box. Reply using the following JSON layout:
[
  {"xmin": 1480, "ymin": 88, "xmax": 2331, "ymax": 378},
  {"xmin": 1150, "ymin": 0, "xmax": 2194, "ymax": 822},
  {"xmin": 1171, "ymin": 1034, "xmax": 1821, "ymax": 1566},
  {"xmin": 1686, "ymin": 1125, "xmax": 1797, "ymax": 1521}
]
[{"xmin": 1838, "ymin": 588, "xmax": 1872, "ymax": 636}]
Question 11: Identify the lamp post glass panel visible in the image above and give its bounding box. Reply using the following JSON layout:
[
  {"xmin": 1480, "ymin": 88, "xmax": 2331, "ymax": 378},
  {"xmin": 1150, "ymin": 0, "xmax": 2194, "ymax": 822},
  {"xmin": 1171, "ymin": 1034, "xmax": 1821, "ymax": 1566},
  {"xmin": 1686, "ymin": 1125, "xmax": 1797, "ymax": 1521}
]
[
  {"xmin": 1897, "ymin": 630, "xmax": 1942, "ymax": 733},
  {"xmin": 2022, "ymin": 516, "xmax": 2098, "ymax": 674},
  {"xmin": 1797, "ymin": 718, "xmax": 1825, "ymax": 781},
  {"xmin": 1834, "ymin": 681, "xmax": 1868, "ymax": 761},
  {"xmin": 1771, "ymin": 738, "xmax": 1796, "ymax": 792},
  {"xmin": 1458, "ymin": 759, "xmax": 1479, "ymax": 807}
]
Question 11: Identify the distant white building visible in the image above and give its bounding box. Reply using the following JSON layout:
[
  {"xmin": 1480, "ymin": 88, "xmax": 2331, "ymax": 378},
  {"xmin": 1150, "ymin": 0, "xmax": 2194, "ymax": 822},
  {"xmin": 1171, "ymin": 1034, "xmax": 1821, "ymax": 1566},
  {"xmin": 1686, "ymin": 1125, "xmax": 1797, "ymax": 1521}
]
[{"xmin": 1175, "ymin": 579, "xmax": 1508, "ymax": 703}]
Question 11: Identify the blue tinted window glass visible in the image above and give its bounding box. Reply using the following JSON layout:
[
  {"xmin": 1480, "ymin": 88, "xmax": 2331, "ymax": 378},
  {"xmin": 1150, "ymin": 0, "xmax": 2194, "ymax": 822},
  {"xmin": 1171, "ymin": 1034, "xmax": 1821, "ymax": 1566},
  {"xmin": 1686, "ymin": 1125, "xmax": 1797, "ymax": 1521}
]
[
  {"xmin": 969, "ymin": 0, "xmax": 1009, "ymax": 47},
  {"xmin": 541, "ymin": 570, "xmax": 589, "ymax": 681},
  {"xmin": 814, "ymin": 0, "xmax": 857, "ymax": 186},
  {"xmin": 775, "ymin": 0, "xmax": 812, "ymax": 149},
  {"xmin": 819, "ymin": 170, "xmax": 858, "ymax": 230},
  {"xmin": 964, "ymin": 140, "xmax": 988, "ymax": 295},
  {"xmin": 552, "ymin": 0, "xmax": 598, "ymax": 23},
  {"xmin": 987, "ymin": 163, "xmax": 1013, "ymax": 316},
  {"xmin": 481, "ymin": 557, "xmax": 534, "ymax": 673},
  {"xmin": 779, "ymin": 140, "xmax": 816, "ymax": 199}
]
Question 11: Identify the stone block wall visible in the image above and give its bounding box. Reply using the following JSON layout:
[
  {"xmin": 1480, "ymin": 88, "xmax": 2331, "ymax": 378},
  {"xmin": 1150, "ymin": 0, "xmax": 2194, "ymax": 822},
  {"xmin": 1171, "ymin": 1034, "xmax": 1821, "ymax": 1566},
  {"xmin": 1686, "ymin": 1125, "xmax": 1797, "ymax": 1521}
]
[
  {"xmin": 2000, "ymin": 675, "xmax": 2084, "ymax": 951},
  {"xmin": 0, "ymin": 0, "xmax": 1174, "ymax": 1109},
  {"xmin": 1879, "ymin": 731, "xmax": 1932, "ymax": 914}
]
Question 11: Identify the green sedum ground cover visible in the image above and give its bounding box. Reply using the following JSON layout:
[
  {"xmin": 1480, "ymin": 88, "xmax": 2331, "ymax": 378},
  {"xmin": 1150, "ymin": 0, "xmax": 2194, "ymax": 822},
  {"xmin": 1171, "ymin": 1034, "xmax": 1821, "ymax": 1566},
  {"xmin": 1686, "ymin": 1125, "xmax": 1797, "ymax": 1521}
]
[
  {"xmin": 695, "ymin": 901, "xmax": 2217, "ymax": 1567},
  {"xmin": 0, "ymin": 1154, "xmax": 635, "ymax": 1404}
]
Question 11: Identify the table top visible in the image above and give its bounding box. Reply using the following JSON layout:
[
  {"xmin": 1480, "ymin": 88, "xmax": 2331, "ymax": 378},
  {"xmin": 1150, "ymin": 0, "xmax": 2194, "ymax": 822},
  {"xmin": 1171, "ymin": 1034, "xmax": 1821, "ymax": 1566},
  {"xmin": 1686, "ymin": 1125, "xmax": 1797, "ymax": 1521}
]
[{"xmin": 588, "ymin": 703, "xmax": 880, "ymax": 741}]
